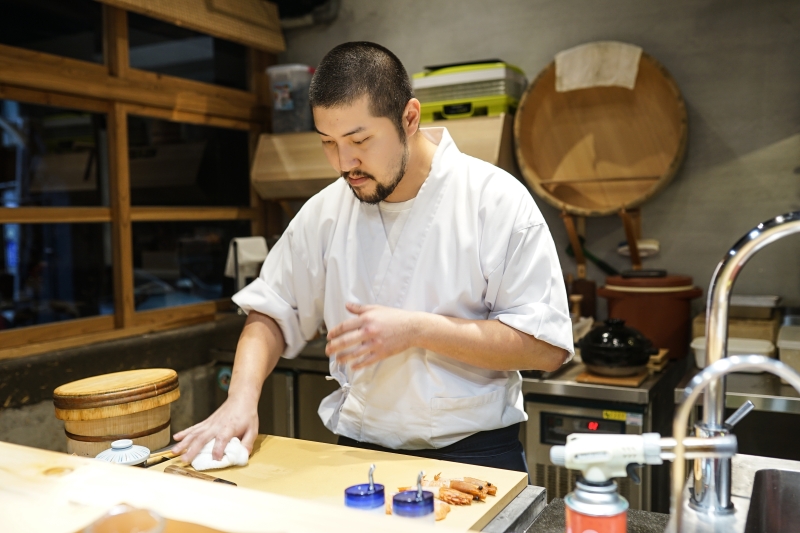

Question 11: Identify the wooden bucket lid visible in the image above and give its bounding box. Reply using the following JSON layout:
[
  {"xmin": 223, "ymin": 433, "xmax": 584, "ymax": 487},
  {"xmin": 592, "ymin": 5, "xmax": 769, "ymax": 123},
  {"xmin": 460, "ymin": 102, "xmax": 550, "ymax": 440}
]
[
  {"xmin": 514, "ymin": 50, "xmax": 687, "ymax": 217},
  {"xmin": 605, "ymin": 274, "xmax": 693, "ymax": 288},
  {"xmin": 54, "ymin": 369, "xmax": 179, "ymax": 421},
  {"xmin": 599, "ymin": 274, "xmax": 702, "ymax": 297}
]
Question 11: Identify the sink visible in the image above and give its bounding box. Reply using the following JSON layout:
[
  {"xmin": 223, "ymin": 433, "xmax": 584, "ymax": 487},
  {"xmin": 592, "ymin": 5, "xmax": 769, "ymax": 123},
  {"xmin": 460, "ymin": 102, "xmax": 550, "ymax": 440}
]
[{"xmin": 743, "ymin": 469, "xmax": 800, "ymax": 533}]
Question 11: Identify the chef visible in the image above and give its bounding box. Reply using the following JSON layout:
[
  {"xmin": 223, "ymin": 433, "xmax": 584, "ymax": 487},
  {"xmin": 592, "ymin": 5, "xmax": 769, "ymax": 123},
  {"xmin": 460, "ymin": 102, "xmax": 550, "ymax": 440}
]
[{"xmin": 174, "ymin": 42, "xmax": 573, "ymax": 473}]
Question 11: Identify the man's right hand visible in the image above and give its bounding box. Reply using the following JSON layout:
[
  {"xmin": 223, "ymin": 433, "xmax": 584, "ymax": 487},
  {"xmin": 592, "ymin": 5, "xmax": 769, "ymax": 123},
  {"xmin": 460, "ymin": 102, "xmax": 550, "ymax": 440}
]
[
  {"xmin": 172, "ymin": 397, "xmax": 258, "ymax": 463},
  {"xmin": 171, "ymin": 394, "xmax": 260, "ymax": 464},
  {"xmin": 171, "ymin": 310, "xmax": 285, "ymax": 464}
]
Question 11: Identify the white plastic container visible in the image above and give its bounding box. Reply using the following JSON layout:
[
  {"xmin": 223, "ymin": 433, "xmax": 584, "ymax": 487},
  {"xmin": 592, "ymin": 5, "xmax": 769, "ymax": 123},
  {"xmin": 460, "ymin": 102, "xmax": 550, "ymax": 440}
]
[
  {"xmin": 729, "ymin": 294, "xmax": 781, "ymax": 319},
  {"xmin": 777, "ymin": 325, "xmax": 800, "ymax": 383},
  {"xmin": 266, "ymin": 64, "xmax": 315, "ymax": 133},
  {"xmin": 691, "ymin": 336, "xmax": 775, "ymax": 372}
]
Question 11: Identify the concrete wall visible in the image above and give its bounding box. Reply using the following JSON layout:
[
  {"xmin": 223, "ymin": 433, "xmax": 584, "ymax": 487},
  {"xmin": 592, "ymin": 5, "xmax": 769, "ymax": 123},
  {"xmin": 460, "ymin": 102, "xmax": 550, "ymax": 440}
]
[
  {"xmin": 280, "ymin": 0, "xmax": 800, "ymax": 312},
  {"xmin": 0, "ymin": 315, "xmax": 244, "ymax": 452},
  {"xmin": 0, "ymin": 365, "xmax": 217, "ymax": 453}
]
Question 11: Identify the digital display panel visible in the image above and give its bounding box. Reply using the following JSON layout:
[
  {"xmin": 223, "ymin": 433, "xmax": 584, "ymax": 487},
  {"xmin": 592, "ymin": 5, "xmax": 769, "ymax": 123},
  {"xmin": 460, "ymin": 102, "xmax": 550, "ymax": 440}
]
[{"xmin": 541, "ymin": 412, "xmax": 626, "ymax": 445}]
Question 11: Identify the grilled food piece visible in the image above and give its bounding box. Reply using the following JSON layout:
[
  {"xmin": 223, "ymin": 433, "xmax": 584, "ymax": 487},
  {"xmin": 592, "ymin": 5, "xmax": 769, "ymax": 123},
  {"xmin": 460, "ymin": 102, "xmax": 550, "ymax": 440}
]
[
  {"xmin": 463, "ymin": 476, "xmax": 498, "ymax": 496},
  {"xmin": 449, "ymin": 480, "xmax": 488, "ymax": 500},
  {"xmin": 398, "ymin": 472, "xmax": 499, "ymax": 505},
  {"xmin": 437, "ymin": 487, "xmax": 473, "ymax": 505}
]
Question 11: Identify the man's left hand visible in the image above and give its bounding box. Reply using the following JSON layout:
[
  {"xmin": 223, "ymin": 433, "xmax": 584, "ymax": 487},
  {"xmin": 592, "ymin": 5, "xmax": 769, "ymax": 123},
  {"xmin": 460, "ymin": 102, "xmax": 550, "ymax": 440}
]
[{"xmin": 325, "ymin": 302, "xmax": 421, "ymax": 369}]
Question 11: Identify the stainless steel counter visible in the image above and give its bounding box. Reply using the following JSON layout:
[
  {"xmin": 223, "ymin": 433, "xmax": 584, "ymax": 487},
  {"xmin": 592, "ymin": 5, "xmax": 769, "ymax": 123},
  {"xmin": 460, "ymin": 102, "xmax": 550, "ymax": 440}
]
[
  {"xmin": 211, "ymin": 338, "xmax": 330, "ymax": 373},
  {"xmin": 674, "ymin": 367, "xmax": 800, "ymax": 414},
  {"xmin": 522, "ymin": 357, "xmax": 690, "ymax": 405}
]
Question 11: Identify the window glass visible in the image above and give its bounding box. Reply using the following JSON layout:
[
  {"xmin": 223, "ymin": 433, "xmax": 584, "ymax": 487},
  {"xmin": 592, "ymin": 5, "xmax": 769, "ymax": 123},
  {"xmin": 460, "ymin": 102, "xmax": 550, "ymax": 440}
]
[
  {"xmin": 0, "ymin": 223, "xmax": 113, "ymax": 331},
  {"xmin": 128, "ymin": 12, "xmax": 248, "ymax": 91},
  {"xmin": 0, "ymin": 100, "xmax": 109, "ymax": 207},
  {"xmin": 133, "ymin": 220, "xmax": 251, "ymax": 311},
  {"xmin": 128, "ymin": 115, "xmax": 249, "ymax": 207},
  {"xmin": 0, "ymin": 0, "xmax": 103, "ymax": 63}
]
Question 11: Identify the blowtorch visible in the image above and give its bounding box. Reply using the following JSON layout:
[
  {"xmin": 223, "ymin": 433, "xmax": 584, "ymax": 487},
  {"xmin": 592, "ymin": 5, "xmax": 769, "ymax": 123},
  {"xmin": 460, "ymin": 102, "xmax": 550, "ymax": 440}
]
[{"xmin": 550, "ymin": 432, "xmax": 737, "ymax": 533}]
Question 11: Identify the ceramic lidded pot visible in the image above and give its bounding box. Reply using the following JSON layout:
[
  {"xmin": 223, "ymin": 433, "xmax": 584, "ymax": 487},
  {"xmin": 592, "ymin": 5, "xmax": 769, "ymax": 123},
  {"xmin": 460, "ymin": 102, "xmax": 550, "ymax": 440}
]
[
  {"xmin": 579, "ymin": 319, "xmax": 659, "ymax": 376},
  {"xmin": 95, "ymin": 439, "xmax": 150, "ymax": 467}
]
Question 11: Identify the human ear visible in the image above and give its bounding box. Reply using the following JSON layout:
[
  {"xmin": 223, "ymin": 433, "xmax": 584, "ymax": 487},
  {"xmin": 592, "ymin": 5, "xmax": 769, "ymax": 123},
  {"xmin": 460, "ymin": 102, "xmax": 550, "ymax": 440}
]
[{"xmin": 403, "ymin": 98, "xmax": 422, "ymax": 137}]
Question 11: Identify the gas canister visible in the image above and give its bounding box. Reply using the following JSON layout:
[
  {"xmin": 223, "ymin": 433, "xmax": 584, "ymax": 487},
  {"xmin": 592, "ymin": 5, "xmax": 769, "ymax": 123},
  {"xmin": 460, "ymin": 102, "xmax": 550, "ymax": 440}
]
[{"xmin": 564, "ymin": 479, "xmax": 628, "ymax": 533}]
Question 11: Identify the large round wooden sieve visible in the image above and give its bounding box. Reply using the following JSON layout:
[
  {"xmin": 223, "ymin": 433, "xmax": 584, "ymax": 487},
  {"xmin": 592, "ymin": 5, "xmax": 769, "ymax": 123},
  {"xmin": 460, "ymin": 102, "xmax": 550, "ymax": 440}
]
[{"xmin": 514, "ymin": 51, "xmax": 687, "ymax": 217}]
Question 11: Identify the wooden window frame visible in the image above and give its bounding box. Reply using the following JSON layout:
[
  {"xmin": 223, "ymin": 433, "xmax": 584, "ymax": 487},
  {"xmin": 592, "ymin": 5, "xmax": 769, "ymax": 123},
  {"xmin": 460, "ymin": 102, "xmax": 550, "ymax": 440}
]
[{"xmin": 0, "ymin": 5, "xmax": 275, "ymax": 360}]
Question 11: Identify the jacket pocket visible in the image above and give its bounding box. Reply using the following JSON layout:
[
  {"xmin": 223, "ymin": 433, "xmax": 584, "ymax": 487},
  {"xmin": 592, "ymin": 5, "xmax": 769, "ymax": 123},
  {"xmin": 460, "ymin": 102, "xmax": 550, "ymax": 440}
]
[{"xmin": 430, "ymin": 389, "xmax": 506, "ymax": 446}]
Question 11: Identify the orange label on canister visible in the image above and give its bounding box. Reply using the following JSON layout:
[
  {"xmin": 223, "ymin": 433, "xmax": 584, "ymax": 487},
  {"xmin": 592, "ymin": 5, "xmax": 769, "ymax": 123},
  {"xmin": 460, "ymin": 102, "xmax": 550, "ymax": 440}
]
[{"xmin": 565, "ymin": 505, "xmax": 626, "ymax": 533}]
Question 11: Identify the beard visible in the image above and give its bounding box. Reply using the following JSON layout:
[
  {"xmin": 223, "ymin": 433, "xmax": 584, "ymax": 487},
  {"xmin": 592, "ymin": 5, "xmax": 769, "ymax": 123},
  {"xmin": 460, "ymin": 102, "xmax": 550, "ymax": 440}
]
[{"xmin": 344, "ymin": 143, "xmax": 409, "ymax": 205}]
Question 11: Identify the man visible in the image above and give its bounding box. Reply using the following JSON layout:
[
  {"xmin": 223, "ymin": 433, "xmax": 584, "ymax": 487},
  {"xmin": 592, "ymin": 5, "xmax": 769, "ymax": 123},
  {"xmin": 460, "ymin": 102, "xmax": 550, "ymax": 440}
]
[{"xmin": 174, "ymin": 42, "xmax": 573, "ymax": 473}]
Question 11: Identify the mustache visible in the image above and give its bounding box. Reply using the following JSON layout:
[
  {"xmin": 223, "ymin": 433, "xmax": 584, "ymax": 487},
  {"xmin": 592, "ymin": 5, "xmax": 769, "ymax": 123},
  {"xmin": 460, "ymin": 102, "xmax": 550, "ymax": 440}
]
[{"xmin": 343, "ymin": 170, "xmax": 376, "ymax": 181}]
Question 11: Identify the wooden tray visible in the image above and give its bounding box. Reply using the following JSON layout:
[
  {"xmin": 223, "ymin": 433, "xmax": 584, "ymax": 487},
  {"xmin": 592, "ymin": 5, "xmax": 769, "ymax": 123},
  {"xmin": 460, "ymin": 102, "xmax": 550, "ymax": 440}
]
[
  {"xmin": 514, "ymin": 49, "xmax": 687, "ymax": 217},
  {"xmin": 153, "ymin": 435, "xmax": 528, "ymax": 531},
  {"xmin": 576, "ymin": 369, "xmax": 649, "ymax": 387},
  {"xmin": 649, "ymin": 348, "xmax": 670, "ymax": 365}
]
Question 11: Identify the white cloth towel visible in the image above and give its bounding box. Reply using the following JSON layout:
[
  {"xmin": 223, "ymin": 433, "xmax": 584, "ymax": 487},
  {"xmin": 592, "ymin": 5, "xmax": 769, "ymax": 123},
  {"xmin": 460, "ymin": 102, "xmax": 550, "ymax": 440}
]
[
  {"xmin": 555, "ymin": 41, "xmax": 643, "ymax": 92},
  {"xmin": 191, "ymin": 437, "xmax": 250, "ymax": 471},
  {"xmin": 224, "ymin": 237, "xmax": 268, "ymax": 290}
]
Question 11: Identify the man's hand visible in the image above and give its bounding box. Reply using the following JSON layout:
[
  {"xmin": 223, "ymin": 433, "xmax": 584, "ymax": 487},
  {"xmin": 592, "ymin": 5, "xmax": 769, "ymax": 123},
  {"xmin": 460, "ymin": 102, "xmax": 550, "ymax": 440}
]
[
  {"xmin": 171, "ymin": 394, "xmax": 259, "ymax": 463},
  {"xmin": 326, "ymin": 302, "xmax": 568, "ymax": 372},
  {"xmin": 325, "ymin": 302, "xmax": 421, "ymax": 369},
  {"xmin": 171, "ymin": 310, "xmax": 284, "ymax": 463}
]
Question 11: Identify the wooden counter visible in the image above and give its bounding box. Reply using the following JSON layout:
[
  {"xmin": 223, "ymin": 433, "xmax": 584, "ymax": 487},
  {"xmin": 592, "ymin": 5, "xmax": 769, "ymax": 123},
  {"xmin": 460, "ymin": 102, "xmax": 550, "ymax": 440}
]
[
  {"xmin": 0, "ymin": 436, "xmax": 528, "ymax": 532},
  {"xmin": 152, "ymin": 435, "xmax": 529, "ymax": 531},
  {"xmin": 0, "ymin": 440, "xmax": 442, "ymax": 533}
]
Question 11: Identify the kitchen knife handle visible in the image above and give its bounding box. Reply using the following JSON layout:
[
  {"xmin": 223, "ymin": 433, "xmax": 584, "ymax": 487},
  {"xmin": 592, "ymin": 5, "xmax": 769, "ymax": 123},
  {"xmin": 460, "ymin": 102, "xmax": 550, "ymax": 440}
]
[{"xmin": 164, "ymin": 465, "xmax": 237, "ymax": 486}]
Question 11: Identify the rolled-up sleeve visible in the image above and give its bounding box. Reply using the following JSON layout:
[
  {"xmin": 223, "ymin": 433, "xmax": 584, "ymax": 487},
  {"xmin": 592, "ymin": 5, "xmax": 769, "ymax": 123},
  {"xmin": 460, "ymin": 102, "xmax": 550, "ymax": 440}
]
[
  {"xmin": 486, "ymin": 223, "xmax": 574, "ymax": 357},
  {"xmin": 232, "ymin": 224, "xmax": 324, "ymax": 359}
]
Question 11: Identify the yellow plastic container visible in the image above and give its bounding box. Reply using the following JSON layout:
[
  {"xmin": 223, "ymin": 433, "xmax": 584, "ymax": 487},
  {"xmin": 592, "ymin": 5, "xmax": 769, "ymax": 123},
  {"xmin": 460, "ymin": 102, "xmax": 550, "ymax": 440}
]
[
  {"xmin": 420, "ymin": 94, "xmax": 518, "ymax": 122},
  {"xmin": 413, "ymin": 61, "xmax": 526, "ymax": 122}
]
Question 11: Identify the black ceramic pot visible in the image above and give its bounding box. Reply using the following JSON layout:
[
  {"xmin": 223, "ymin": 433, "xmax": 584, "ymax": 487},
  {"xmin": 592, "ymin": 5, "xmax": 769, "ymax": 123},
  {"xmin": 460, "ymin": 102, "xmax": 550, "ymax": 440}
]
[{"xmin": 579, "ymin": 318, "xmax": 659, "ymax": 376}]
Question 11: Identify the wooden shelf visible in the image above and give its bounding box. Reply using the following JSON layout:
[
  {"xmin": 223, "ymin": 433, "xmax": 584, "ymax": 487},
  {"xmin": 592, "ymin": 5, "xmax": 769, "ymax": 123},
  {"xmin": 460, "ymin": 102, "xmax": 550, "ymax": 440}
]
[
  {"xmin": 250, "ymin": 113, "xmax": 519, "ymax": 200},
  {"xmin": 96, "ymin": 0, "xmax": 285, "ymax": 53}
]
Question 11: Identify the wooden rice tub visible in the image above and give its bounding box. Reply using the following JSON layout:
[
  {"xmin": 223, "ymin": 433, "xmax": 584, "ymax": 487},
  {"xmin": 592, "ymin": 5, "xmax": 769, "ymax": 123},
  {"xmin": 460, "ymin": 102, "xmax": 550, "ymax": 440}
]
[{"xmin": 53, "ymin": 368, "xmax": 180, "ymax": 457}]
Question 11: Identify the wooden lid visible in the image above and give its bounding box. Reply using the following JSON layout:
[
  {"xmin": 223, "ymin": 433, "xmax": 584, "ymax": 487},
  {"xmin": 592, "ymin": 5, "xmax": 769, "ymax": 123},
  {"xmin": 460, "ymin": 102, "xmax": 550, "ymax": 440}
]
[
  {"xmin": 604, "ymin": 274, "xmax": 693, "ymax": 288},
  {"xmin": 514, "ymin": 50, "xmax": 687, "ymax": 217},
  {"xmin": 54, "ymin": 369, "xmax": 179, "ymax": 420},
  {"xmin": 599, "ymin": 274, "xmax": 703, "ymax": 298}
]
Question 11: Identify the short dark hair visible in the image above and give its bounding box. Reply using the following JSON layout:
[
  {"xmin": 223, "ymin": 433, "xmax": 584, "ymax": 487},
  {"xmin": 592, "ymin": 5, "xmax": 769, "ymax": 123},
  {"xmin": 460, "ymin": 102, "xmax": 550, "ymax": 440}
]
[{"xmin": 309, "ymin": 42, "xmax": 414, "ymax": 139}]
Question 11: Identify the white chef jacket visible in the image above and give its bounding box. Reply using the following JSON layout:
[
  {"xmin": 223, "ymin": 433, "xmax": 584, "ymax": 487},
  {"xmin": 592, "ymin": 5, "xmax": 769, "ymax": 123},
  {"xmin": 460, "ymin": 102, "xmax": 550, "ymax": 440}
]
[{"xmin": 233, "ymin": 127, "xmax": 574, "ymax": 450}]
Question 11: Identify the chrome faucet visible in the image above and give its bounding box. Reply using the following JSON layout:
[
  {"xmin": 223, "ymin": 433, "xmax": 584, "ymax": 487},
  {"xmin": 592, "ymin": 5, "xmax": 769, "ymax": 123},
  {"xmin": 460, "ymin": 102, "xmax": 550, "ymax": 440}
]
[
  {"xmin": 670, "ymin": 355, "xmax": 800, "ymax": 531},
  {"xmin": 668, "ymin": 210, "xmax": 800, "ymax": 530}
]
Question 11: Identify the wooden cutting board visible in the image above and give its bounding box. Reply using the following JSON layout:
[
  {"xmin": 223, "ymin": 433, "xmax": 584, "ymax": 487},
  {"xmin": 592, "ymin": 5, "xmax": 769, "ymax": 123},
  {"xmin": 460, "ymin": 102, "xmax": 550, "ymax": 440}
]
[{"xmin": 153, "ymin": 435, "xmax": 528, "ymax": 531}]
